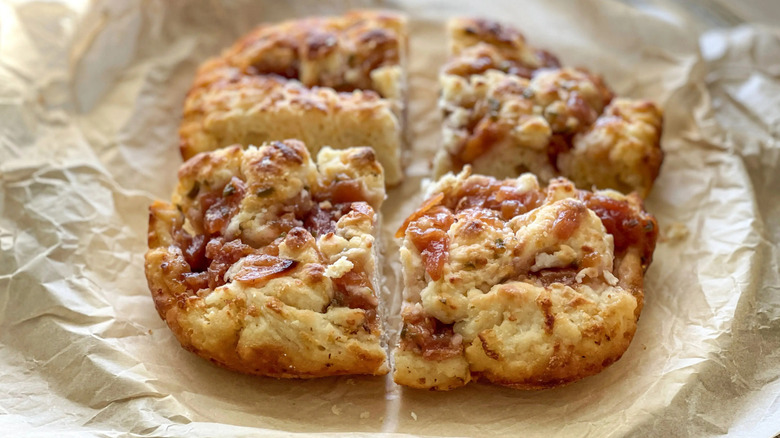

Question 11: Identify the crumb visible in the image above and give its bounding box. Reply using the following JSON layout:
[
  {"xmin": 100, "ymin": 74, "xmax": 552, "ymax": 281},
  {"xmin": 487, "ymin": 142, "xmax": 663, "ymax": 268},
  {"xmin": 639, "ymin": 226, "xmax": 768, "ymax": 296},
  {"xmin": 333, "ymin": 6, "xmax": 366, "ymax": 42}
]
[
  {"xmin": 661, "ymin": 222, "xmax": 689, "ymax": 243},
  {"xmin": 331, "ymin": 405, "xmax": 342, "ymax": 416},
  {"xmin": 411, "ymin": 411, "xmax": 418, "ymax": 421},
  {"xmin": 346, "ymin": 378, "xmax": 356, "ymax": 385},
  {"xmin": 148, "ymin": 329, "xmax": 153, "ymax": 335},
  {"xmin": 360, "ymin": 411, "xmax": 370, "ymax": 419}
]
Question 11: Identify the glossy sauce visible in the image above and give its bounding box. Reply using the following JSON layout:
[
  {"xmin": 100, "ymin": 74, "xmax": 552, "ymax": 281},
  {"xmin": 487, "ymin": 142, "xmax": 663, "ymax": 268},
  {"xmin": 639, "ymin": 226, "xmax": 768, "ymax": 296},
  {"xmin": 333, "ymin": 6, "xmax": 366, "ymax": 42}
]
[
  {"xmin": 205, "ymin": 238, "xmax": 256, "ymax": 289},
  {"xmin": 202, "ymin": 177, "xmax": 246, "ymax": 235},
  {"xmin": 449, "ymin": 177, "xmax": 542, "ymax": 220},
  {"xmin": 233, "ymin": 254, "xmax": 298, "ymax": 286},
  {"xmin": 332, "ymin": 268, "xmax": 378, "ymax": 310},
  {"xmin": 581, "ymin": 193, "xmax": 658, "ymax": 265},
  {"xmin": 552, "ymin": 204, "xmax": 587, "ymax": 240},
  {"xmin": 400, "ymin": 309, "xmax": 462, "ymax": 361},
  {"xmin": 406, "ymin": 206, "xmax": 455, "ymax": 281},
  {"xmin": 459, "ymin": 118, "xmax": 511, "ymax": 163}
]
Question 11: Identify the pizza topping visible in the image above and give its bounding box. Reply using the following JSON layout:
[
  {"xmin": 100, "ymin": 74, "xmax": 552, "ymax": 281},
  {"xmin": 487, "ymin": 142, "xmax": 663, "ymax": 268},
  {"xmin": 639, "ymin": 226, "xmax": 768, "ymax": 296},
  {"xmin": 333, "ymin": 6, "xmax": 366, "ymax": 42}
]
[
  {"xmin": 181, "ymin": 271, "xmax": 209, "ymax": 292},
  {"xmin": 406, "ymin": 205, "xmax": 455, "ymax": 281},
  {"xmin": 567, "ymin": 91, "xmax": 599, "ymax": 127},
  {"xmin": 202, "ymin": 177, "xmax": 247, "ymax": 235},
  {"xmin": 173, "ymin": 229, "xmax": 208, "ymax": 272},
  {"xmin": 167, "ymin": 146, "xmax": 382, "ymax": 300},
  {"xmin": 444, "ymin": 17, "xmax": 561, "ymax": 80},
  {"xmin": 581, "ymin": 193, "xmax": 657, "ymax": 265},
  {"xmin": 449, "ymin": 176, "xmax": 542, "ymax": 220},
  {"xmin": 172, "ymin": 195, "xmax": 371, "ymax": 290},
  {"xmin": 233, "ymin": 254, "xmax": 298, "ymax": 286},
  {"xmin": 546, "ymin": 134, "xmax": 572, "ymax": 171},
  {"xmin": 399, "ymin": 179, "xmax": 546, "ymax": 281},
  {"xmin": 205, "ymin": 238, "xmax": 256, "ymax": 289},
  {"xmin": 552, "ymin": 202, "xmax": 587, "ymax": 240},
  {"xmin": 332, "ymin": 267, "xmax": 378, "ymax": 310},
  {"xmin": 400, "ymin": 307, "xmax": 463, "ymax": 361},
  {"xmin": 321, "ymin": 178, "xmax": 366, "ymax": 204},
  {"xmin": 396, "ymin": 193, "xmax": 445, "ymax": 238},
  {"xmin": 304, "ymin": 204, "xmax": 338, "ymax": 237},
  {"xmin": 305, "ymin": 30, "xmax": 338, "ymax": 58},
  {"xmin": 458, "ymin": 117, "xmax": 512, "ymax": 163},
  {"xmin": 533, "ymin": 267, "xmax": 580, "ymax": 287},
  {"xmin": 354, "ymin": 28, "xmax": 400, "ymax": 75},
  {"xmin": 282, "ymin": 227, "xmax": 313, "ymax": 252}
]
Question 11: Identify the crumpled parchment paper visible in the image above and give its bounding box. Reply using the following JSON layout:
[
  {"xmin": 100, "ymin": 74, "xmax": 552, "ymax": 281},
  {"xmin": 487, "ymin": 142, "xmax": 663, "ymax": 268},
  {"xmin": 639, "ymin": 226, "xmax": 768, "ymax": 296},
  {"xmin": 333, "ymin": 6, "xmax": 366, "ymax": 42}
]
[{"xmin": 1, "ymin": 0, "xmax": 778, "ymax": 436}]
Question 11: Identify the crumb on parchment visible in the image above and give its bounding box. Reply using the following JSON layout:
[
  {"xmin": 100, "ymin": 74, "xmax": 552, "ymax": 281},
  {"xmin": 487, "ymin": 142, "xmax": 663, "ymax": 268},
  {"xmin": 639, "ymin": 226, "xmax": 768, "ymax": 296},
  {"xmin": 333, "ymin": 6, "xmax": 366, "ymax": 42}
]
[
  {"xmin": 411, "ymin": 411, "xmax": 418, "ymax": 421},
  {"xmin": 331, "ymin": 405, "xmax": 342, "ymax": 416},
  {"xmin": 661, "ymin": 222, "xmax": 689, "ymax": 243}
]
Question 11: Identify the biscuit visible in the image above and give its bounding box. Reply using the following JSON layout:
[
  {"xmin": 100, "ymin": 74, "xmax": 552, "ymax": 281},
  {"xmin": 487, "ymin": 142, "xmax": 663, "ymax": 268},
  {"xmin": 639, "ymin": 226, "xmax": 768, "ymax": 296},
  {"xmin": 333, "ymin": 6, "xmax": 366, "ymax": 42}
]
[
  {"xmin": 145, "ymin": 140, "xmax": 388, "ymax": 377},
  {"xmin": 393, "ymin": 167, "xmax": 658, "ymax": 390},
  {"xmin": 180, "ymin": 11, "xmax": 407, "ymax": 186},
  {"xmin": 435, "ymin": 18, "xmax": 663, "ymax": 198}
]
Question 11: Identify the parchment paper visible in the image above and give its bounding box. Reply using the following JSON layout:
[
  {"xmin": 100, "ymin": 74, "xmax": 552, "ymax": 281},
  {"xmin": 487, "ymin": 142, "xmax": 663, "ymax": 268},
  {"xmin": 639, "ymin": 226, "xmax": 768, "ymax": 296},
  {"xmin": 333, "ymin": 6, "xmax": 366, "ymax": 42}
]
[{"xmin": 1, "ymin": 0, "xmax": 779, "ymax": 436}]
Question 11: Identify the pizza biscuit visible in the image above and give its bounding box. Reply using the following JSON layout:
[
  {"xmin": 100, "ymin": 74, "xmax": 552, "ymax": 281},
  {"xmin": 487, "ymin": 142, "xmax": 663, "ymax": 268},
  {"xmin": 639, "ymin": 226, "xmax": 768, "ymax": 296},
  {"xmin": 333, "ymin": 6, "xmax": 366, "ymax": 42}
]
[
  {"xmin": 180, "ymin": 11, "xmax": 408, "ymax": 186},
  {"xmin": 435, "ymin": 18, "xmax": 663, "ymax": 197},
  {"xmin": 393, "ymin": 167, "xmax": 658, "ymax": 390},
  {"xmin": 145, "ymin": 140, "xmax": 388, "ymax": 377}
]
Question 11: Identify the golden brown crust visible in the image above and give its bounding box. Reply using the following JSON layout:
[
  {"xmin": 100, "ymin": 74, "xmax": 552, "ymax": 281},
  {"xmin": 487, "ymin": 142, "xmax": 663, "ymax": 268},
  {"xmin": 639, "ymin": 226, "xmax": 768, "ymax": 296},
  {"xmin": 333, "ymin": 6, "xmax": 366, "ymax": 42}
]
[
  {"xmin": 393, "ymin": 169, "xmax": 658, "ymax": 390},
  {"xmin": 207, "ymin": 11, "xmax": 405, "ymax": 93},
  {"xmin": 444, "ymin": 18, "xmax": 561, "ymax": 79},
  {"xmin": 146, "ymin": 140, "xmax": 389, "ymax": 378},
  {"xmin": 436, "ymin": 18, "xmax": 663, "ymax": 198},
  {"xmin": 180, "ymin": 11, "xmax": 407, "ymax": 186}
]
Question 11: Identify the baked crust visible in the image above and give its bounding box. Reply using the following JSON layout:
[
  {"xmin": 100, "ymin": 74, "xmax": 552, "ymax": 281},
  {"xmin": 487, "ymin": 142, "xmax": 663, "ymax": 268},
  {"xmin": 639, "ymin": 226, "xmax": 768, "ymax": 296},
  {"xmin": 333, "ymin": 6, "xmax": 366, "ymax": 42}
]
[
  {"xmin": 435, "ymin": 18, "xmax": 663, "ymax": 198},
  {"xmin": 145, "ymin": 140, "xmax": 389, "ymax": 377},
  {"xmin": 393, "ymin": 168, "xmax": 658, "ymax": 390},
  {"xmin": 180, "ymin": 11, "xmax": 407, "ymax": 186},
  {"xmin": 443, "ymin": 17, "xmax": 561, "ymax": 79}
]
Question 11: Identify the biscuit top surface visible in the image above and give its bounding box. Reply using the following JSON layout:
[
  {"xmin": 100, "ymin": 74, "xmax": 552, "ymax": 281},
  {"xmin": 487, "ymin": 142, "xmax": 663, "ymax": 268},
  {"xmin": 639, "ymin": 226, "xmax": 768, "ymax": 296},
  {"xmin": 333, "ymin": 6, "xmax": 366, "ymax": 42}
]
[
  {"xmin": 441, "ymin": 68, "xmax": 617, "ymax": 164},
  {"xmin": 153, "ymin": 140, "xmax": 384, "ymax": 309},
  {"xmin": 399, "ymin": 169, "xmax": 657, "ymax": 283},
  {"xmin": 443, "ymin": 18, "xmax": 561, "ymax": 79},
  {"xmin": 397, "ymin": 169, "xmax": 657, "ymax": 359},
  {"xmin": 193, "ymin": 10, "xmax": 406, "ymax": 96}
]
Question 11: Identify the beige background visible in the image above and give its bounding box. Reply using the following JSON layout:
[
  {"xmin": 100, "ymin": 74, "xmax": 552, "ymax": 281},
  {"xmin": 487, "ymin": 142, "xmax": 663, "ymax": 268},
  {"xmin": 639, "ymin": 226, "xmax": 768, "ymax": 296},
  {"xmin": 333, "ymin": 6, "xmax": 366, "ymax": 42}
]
[{"xmin": 0, "ymin": 0, "xmax": 778, "ymax": 436}]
